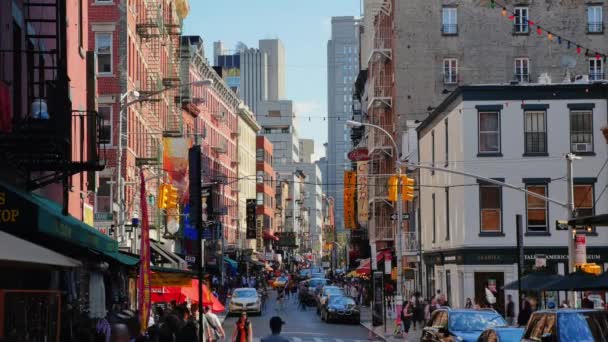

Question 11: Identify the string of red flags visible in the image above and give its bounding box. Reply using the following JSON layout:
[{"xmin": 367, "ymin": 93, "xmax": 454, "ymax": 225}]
[{"xmin": 490, "ymin": 0, "xmax": 607, "ymax": 62}]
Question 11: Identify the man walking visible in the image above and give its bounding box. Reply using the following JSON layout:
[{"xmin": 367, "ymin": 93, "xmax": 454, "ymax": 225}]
[
  {"xmin": 261, "ymin": 317, "xmax": 289, "ymax": 342},
  {"xmin": 506, "ymin": 295, "xmax": 515, "ymax": 326},
  {"xmin": 204, "ymin": 306, "xmax": 225, "ymax": 341}
]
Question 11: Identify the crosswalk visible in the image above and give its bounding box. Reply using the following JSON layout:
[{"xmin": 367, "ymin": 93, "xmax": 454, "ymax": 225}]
[{"xmin": 249, "ymin": 337, "xmax": 381, "ymax": 342}]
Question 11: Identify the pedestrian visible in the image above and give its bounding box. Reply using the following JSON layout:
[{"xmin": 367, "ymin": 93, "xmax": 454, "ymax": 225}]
[
  {"xmin": 465, "ymin": 297, "xmax": 472, "ymax": 309},
  {"xmin": 352, "ymin": 286, "xmax": 359, "ymax": 305},
  {"xmin": 560, "ymin": 300, "xmax": 569, "ymax": 308},
  {"xmin": 400, "ymin": 301, "xmax": 414, "ymax": 340},
  {"xmin": 204, "ymin": 306, "xmax": 225, "ymax": 341},
  {"xmin": 261, "ymin": 316, "xmax": 289, "ymax": 342},
  {"xmin": 110, "ymin": 323, "xmax": 130, "ymax": 342},
  {"xmin": 435, "ymin": 289, "xmax": 442, "ymax": 302},
  {"xmin": 411, "ymin": 292, "xmax": 424, "ymax": 330},
  {"xmin": 582, "ymin": 292, "xmax": 595, "ymax": 309},
  {"xmin": 174, "ymin": 305, "xmax": 198, "ymax": 342},
  {"xmin": 232, "ymin": 312, "xmax": 253, "ymax": 342},
  {"xmin": 517, "ymin": 295, "xmax": 532, "ymax": 327},
  {"xmin": 506, "ymin": 295, "xmax": 515, "ymax": 326}
]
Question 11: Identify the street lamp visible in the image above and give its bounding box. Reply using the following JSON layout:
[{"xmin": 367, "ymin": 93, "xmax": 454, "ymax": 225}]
[
  {"xmin": 115, "ymin": 79, "xmax": 214, "ymax": 245},
  {"xmin": 345, "ymin": 119, "xmax": 406, "ymax": 297}
]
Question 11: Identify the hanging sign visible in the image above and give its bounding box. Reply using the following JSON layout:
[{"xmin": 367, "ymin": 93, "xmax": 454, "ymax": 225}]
[
  {"xmin": 344, "ymin": 171, "xmax": 357, "ymax": 229},
  {"xmin": 357, "ymin": 161, "xmax": 369, "ymax": 224},
  {"xmin": 246, "ymin": 199, "xmax": 256, "ymax": 239},
  {"xmin": 574, "ymin": 234, "xmax": 587, "ymax": 266}
]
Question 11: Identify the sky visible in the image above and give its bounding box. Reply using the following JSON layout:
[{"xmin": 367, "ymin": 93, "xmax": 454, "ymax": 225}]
[{"xmin": 183, "ymin": 0, "xmax": 361, "ymax": 161}]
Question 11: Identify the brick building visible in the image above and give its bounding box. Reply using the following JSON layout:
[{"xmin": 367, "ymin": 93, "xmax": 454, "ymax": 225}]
[
  {"xmin": 256, "ymin": 135, "xmax": 276, "ymax": 252},
  {"xmin": 88, "ymin": 0, "xmax": 188, "ymax": 249}
]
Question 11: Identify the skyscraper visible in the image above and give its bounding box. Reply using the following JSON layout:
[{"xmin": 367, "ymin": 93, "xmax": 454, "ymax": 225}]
[
  {"xmin": 240, "ymin": 48, "xmax": 268, "ymax": 114},
  {"xmin": 259, "ymin": 39, "xmax": 286, "ymax": 101},
  {"xmin": 327, "ymin": 16, "xmax": 360, "ymax": 232}
]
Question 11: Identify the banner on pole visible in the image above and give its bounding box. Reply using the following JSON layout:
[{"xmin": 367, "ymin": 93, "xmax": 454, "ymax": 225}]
[
  {"xmin": 138, "ymin": 170, "xmax": 151, "ymax": 332},
  {"xmin": 344, "ymin": 171, "xmax": 357, "ymax": 229},
  {"xmin": 246, "ymin": 199, "xmax": 256, "ymax": 239},
  {"xmin": 357, "ymin": 161, "xmax": 369, "ymax": 224}
]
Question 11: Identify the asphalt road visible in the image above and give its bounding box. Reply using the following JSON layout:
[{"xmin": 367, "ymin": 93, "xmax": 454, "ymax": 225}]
[{"xmin": 222, "ymin": 290, "xmax": 380, "ymax": 342}]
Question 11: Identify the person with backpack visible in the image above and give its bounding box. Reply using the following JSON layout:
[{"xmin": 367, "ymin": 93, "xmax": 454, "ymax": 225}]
[{"xmin": 204, "ymin": 306, "xmax": 225, "ymax": 342}]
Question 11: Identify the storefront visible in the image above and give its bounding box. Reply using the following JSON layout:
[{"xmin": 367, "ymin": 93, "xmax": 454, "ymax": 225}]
[
  {"xmin": 0, "ymin": 181, "xmax": 139, "ymax": 341},
  {"xmin": 423, "ymin": 246, "xmax": 608, "ymax": 314}
]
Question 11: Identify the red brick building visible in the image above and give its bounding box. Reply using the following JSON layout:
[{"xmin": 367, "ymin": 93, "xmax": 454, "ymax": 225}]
[
  {"xmin": 88, "ymin": 0, "xmax": 188, "ymax": 245},
  {"xmin": 256, "ymin": 136, "xmax": 276, "ymax": 251},
  {"xmin": 182, "ymin": 36, "xmax": 240, "ymax": 246}
]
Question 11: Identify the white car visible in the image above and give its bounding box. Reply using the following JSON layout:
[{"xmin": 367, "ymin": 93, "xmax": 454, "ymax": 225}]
[{"xmin": 229, "ymin": 288, "xmax": 261, "ymax": 315}]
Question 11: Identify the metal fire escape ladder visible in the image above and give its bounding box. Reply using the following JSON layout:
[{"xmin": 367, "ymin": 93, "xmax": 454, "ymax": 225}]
[{"xmin": 163, "ymin": 6, "xmax": 184, "ymax": 137}]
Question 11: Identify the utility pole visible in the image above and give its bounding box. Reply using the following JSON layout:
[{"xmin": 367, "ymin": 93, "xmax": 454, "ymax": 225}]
[
  {"xmin": 396, "ymin": 164, "xmax": 404, "ymax": 297},
  {"xmin": 566, "ymin": 153, "xmax": 582, "ymax": 308}
]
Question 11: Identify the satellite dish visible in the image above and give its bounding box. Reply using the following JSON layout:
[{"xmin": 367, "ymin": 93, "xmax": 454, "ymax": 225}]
[{"xmin": 560, "ymin": 55, "xmax": 577, "ymax": 69}]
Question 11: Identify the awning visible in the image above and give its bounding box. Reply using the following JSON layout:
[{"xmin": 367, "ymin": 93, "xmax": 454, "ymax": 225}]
[
  {"xmin": 0, "ymin": 231, "xmax": 81, "ymax": 268},
  {"xmin": 544, "ymin": 270, "xmax": 601, "ymax": 291},
  {"xmin": 568, "ymin": 213, "xmax": 608, "ymax": 226},
  {"xmin": 224, "ymin": 257, "xmax": 238, "ymax": 269},
  {"xmin": 151, "ymin": 241, "xmax": 188, "ymax": 270},
  {"xmin": 263, "ymin": 230, "xmax": 279, "ymax": 241},
  {"xmin": 0, "ymin": 180, "xmax": 133, "ymax": 266},
  {"xmin": 503, "ymin": 272, "xmax": 565, "ymax": 291}
]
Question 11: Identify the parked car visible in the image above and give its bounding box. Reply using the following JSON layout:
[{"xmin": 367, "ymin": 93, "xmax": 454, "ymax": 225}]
[
  {"xmin": 316, "ymin": 286, "xmax": 345, "ymax": 314},
  {"xmin": 421, "ymin": 308, "xmax": 507, "ymax": 342},
  {"xmin": 228, "ymin": 288, "xmax": 261, "ymax": 316},
  {"xmin": 521, "ymin": 309, "xmax": 608, "ymax": 342},
  {"xmin": 477, "ymin": 327, "xmax": 524, "ymax": 342},
  {"xmin": 321, "ymin": 295, "xmax": 360, "ymax": 324}
]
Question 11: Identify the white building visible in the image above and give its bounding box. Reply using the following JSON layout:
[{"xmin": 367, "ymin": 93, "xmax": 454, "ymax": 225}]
[
  {"xmin": 417, "ymin": 83, "xmax": 608, "ymax": 313},
  {"xmin": 327, "ymin": 16, "xmax": 361, "ymax": 232},
  {"xmin": 297, "ymin": 142, "xmax": 324, "ymax": 262},
  {"xmin": 237, "ymin": 104, "xmax": 260, "ymax": 251},
  {"xmin": 240, "ymin": 48, "xmax": 268, "ymax": 113},
  {"xmin": 259, "ymin": 39, "xmax": 286, "ymax": 101}
]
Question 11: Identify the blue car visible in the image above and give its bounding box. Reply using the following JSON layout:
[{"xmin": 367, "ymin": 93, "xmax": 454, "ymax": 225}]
[
  {"xmin": 421, "ymin": 308, "xmax": 508, "ymax": 342},
  {"xmin": 477, "ymin": 327, "xmax": 525, "ymax": 342},
  {"xmin": 521, "ymin": 309, "xmax": 608, "ymax": 342}
]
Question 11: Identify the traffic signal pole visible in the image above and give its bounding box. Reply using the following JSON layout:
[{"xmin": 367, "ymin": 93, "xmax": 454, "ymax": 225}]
[{"xmin": 396, "ymin": 167, "xmax": 405, "ymax": 297}]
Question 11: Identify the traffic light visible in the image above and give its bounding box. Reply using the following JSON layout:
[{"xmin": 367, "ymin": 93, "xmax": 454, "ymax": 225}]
[
  {"xmin": 157, "ymin": 184, "xmax": 180, "ymax": 209},
  {"xmin": 157, "ymin": 184, "xmax": 169, "ymax": 209},
  {"xmin": 387, "ymin": 175, "xmax": 399, "ymax": 202},
  {"xmin": 401, "ymin": 175, "xmax": 415, "ymax": 202}
]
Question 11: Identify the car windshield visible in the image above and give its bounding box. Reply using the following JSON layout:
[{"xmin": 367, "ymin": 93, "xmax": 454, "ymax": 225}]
[
  {"xmin": 325, "ymin": 288, "xmax": 344, "ymax": 296},
  {"xmin": 449, "ymin": 312, "xmax": 507, "ymax": 332},
  {"xmin": 329, "ymin": 296, "xmax": 355, "ymax": 306},
  {"xmin": 558, "ymin": 312, "xmax": 608, "ymax": 341},
  {"xmin": 234, "ymin": 290, "xmax": 257, "ymax": 298},
  {"xmin": 310, "ymin": 279, "xmax": 327, "ymax": 287}
]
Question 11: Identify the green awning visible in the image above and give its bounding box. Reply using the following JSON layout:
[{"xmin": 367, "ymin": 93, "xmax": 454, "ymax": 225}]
[
  {"xmin": 224, "ymin": 257, "xmax": 238, "ymax": 268},
  {"xmin": 0, "ymin": 180, "xmax": 133, "ymax": 265}
]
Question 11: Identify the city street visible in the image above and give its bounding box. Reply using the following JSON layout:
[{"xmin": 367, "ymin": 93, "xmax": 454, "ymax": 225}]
[{"xmin": 222, "ymin": 290, "xmax": 379, "ymax": 342}]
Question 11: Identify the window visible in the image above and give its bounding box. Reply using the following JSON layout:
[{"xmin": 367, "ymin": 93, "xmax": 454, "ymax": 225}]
[
  {"xmin": 98, "ymin": 105, "xmax": 112, "ymax": 145},
  {"xmin": 95, "ymin": 33, "xmax": 112, "ymax": 74},
  {"xmin": 256, "ymin": 192, "xmax": 263, "ymax": 205},
  {"xmin": 588, "ymin": 6, "xmax": 603, "ymax": 33},
  {"xmin": 78, "ymin": 0, "xmax": 83, "ymax": 52},
  {"xmin": 432, "ymin": 193, "xmax": 436, "ymax": 243},
  {"xmin": 256, "ymin": 171, "xmax": 264, "ymax": 184},
  {"xmin": 443, "ymin": 58, "xmax": 458, "ymax": 84},
  {"xmin": 570, "ymin": 110, "xmax": 593, "ymax": 153},
  {"xmin": 514, "ymin": 7, "xmax": 529, "ymax": 33},
  {"xmin": 526, "ymin": 185, "xmax": 548, "ymax": 232},
  {"xmin": 478, "ymin": 111, "xmax": 501, "ymax": 154},
  {"xmin": 524, "ymin": 111, "xmax": 547, "ymax": 154},
  {"xmin": 515, "ymin": 58, "xmax": 530, "ymax": 82},
  {"xmin": 96, "ymin": 176, "xmax": 112, "ymax": 213},
  {"xmin": 442, "ymin": 7, "xmax": 457, "ymax": 34},
  {"xmin": 431, "ymin": 131, "xmax": 435, "ymax": 175},
  {"xmin": 256, "ymin": 148, "xmax": 264, "ymax": 162},
  {"xmin": 574, "ymin": 184, "xmax": 594, "ymax": 219},
  {"xmin": 589, "ymin": 58, "xmax": 604, "ymax": 80},
  {"xmin": 480, "ymin": 185, "xmax": 502, "ymax": 233},
  {"xmin": 445, "ymin": 188, "xmax": 450, "ymax": 240},
  {"xmin": 444, "ymin": 119, "xmax": 449, "ymax": 166}
]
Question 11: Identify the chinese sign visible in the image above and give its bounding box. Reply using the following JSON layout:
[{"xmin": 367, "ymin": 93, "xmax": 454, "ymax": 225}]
[{"xmin": 344, "ymin": 171, "xmax": 356, "ymax": 229}]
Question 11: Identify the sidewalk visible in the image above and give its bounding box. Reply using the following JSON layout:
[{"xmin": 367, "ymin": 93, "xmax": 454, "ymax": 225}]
[{"xmin": 360, "ymin": 305, "xmax": 422, "ymax": 342}]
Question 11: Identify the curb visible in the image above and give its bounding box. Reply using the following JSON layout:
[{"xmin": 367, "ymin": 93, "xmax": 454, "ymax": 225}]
[{"xmin": 359, "ymin": 321, "xmax": 388, "ymax": 342}]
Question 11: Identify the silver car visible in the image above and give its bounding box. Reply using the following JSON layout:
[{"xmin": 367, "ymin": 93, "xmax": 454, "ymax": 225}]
[{"xmin": 229, "ymin": 288, "xmax": 261, "ymax": 315}]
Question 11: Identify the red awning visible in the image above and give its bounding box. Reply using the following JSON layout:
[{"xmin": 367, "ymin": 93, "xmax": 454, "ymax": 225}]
[
  {"xmin": 355, "ymin": 258, "xmax": 371, "ymax": 276},
  {"xmin": 263, "ymin": 230, "xmax": 279, "ymax": 241},
  {"xmin": 376, "ymin": 250, "xmax": 391, "ymax": 262},
  {"xmin": 151, "ymin": 280, "xmax": 224, "ymax": 313}
]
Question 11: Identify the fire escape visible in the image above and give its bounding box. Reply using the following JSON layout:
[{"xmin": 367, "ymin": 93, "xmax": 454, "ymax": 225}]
[
  {"xmin": 0, "ymin": 0, "xmax": 104, "ymax": 194},
  {"xmin": 163, "ymin": 2, "xmax": 184, "ymax": 136},
  {"xmin": 367, "ymin": 0, "xmax": 395, "ymax": 249},
  {"xmin": 136, "ymin": 0, "xmax": 165, "ymax": 166}
]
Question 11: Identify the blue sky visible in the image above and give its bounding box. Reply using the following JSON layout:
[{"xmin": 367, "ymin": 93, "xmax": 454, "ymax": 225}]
[{"xmin": 183, "ymin": 0, "xmax": 361, "ymax": 161}]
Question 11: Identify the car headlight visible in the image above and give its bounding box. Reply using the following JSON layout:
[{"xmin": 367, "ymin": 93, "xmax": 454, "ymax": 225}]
[
  {"xmin": 456, "ymin": 336, "xmax": 464, "ymax": 342},
  {"xmin": 328, "ymin": 308, "xmax": 336, "ymax": 312}
]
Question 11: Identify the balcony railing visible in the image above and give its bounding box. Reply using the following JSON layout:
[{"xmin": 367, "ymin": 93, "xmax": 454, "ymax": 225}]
[
  {"xmin": 374, "ymin": 226, "xmax": 394, "ymax": 241},
  {"xmin": 369, "ymin": 174, "xmax": 389, "ymax": 201},
  {"xmin": 442, "ymin": 24, "xmax": 458, "ymax": 35},
  {"xmin": 588, "ymin": 22, "xmax": 604, "ymax": 33},
  {"xmin": 589, "ymin": 71, "xmax": 605, "ymax": 81}
]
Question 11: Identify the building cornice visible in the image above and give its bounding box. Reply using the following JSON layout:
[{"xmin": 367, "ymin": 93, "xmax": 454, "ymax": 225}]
[
  {"xmin": 190, "ymin": 51, "xmax": 241, "ymax": 111},
  {"xmin": 238, "ymin": 105, "xmax": 261, "ymax": 132}
]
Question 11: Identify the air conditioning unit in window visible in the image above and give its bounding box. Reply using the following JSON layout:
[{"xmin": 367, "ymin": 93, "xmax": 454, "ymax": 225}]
[{"xmin": 572, "ymin": 143, "xmax": 592, "ymax": 153}]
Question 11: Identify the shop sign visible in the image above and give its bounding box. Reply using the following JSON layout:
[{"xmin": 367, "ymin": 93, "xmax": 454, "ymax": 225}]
[
  {"xmin": 575, "ymin": 234, "xmax": 587, "ymax": 265},
  {"xmin": 0, "ymin": 188, "xmax": 36, "ymax": 229},
  {"xmin": 348, "ymin": 148, "xmax": 370, "ymax": 161},
  {"xmin": 344, "ymin": 171, "xmax": 357, "ymax": 229},
  {"xmin": 357, "ymin": 161, "xmax": 369, "ymax": 224},
  {"xmin": 246, "ymin": 199, "xmax": 256, "ymax": 239},
  {"xmin": 276, "ymin": 232, "xmax": 297, "ymax": 247},
  {"xmin": 94, "ymin": 212, "xmax": 113, "ymax": 221}
]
